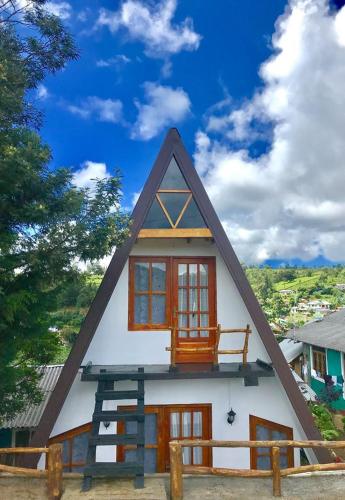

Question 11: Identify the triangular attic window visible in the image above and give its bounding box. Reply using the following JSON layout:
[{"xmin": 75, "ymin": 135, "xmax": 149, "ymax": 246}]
[{"xmin": 141, "ymin": 156, "xmax": 210, "ymax": 235}]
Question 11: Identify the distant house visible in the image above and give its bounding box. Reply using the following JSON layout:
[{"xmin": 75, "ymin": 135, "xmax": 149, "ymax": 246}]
[
  {"xmin": 287, "ymin": 309, "xmax": 345, "ymax": 410},
  {"xmin": 0, "ymin": 365, "xmax": 63, "ymax": 464},
  {"xmin": 279, "ymin": 289, "xmax": 295, "ymax": 295},
  {"xmin": 306, "ymin": 300, "xmax": 331, "ymax": 312},
  {"xmin": 335, "ymin": 284, "xmax": 345, "ymax": 291}
]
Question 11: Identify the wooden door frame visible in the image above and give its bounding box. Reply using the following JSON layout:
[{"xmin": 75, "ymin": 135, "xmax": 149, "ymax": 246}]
[
  {"xmin": 249, "ymin": 415, "xmax": 294, "ymax": 469},
  {"xmin": 172, "ymin": 257, "xmax": 217, "ymax": 363},
  {"xmin": 117, "ymin": 403, "xmax": 212, "ymax": 472}
]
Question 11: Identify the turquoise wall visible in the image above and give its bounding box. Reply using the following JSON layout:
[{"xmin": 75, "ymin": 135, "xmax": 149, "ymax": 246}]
[{"xmin": 310, "ymin": 347, "xmax": 345, "ymax": 410}]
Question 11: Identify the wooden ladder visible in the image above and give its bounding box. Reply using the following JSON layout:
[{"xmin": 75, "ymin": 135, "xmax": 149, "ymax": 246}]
[{"xmin": 82, "ymin": 367, "xmax": 145, "ymax": 491}]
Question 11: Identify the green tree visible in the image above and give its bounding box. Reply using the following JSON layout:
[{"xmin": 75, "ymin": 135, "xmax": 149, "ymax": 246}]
[{"xmin": 0, "ymin": 2, "xmax": 130, "ymax": 422}]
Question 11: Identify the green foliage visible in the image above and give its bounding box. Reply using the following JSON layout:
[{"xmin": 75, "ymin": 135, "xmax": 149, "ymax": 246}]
[
  {"xmin": 0, "ymin": 2, "xmax": 129, "ymax": 423},
  {"xmin": 310, "ymin": 403, "xmax": 340, "ymax": 440}
]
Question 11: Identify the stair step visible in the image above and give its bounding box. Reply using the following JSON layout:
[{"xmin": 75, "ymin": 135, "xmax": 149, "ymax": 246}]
[
  {"xmin": 89, "ymin": 434, "xmax": 144, "ymax": 446},
  {"xmin": 93, "ymin": 411, "xmax": 144, "ymax": 422},
  {"xmin": 95, "ymin": 390, "xmax": 143, "ymax": 401},
  {"xmin": 84, "ymin": 462, "xmax": 143, "ymax": 477}
]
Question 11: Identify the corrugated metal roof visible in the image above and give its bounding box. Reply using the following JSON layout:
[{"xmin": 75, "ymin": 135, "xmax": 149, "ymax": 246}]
[
  {"xmin": 3, "ymin": 365, "xmax": 63, "ymax": 429},
  {"xmin": 286, "ymin": 308, "xmax": 345, "ymax": 352},
  {"xmin": 279, "ymin": 339, "xmax": 303, "ymax": 363}
]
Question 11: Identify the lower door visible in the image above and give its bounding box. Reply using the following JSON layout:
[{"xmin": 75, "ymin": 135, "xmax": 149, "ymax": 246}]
[
  {"xmin": 117, "ymin": 404, "xmax": 212, "ymax": 472},
  {"xmin": 173, "ymin": 258, "xmax": 216, "ymax": 363},
  {"xmin": 249, "ymin": 415, "xmax": 294, "ymax": 469}
]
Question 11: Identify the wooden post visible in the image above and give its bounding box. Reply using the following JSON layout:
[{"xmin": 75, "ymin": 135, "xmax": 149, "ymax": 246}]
[
  {"xmin": 47, "ymin": 444, "xmax": 63, "ymax": 500},
  {"xmin": 170, "ymin": 442, "xmax": 183, "ymax": 500},
  {"xmin": 171, "ymin": 326, "xmax": 177, "ymax": 368},
  {"xmin": 242, "ymin": 325, "xmax": 250, "ymax": 365},
  {"xmin": 213, "ymin": 324, "xmax": 221, "ymax": 367},
  {"xmin": 272, "ymin": 446, "xmax": 281, "ymax": 497}
]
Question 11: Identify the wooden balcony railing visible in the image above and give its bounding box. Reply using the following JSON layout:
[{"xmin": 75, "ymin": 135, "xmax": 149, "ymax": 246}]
[
  {"xmin": 169, "ymin": 439, "xmax": 345, "ymax": 499},
  {"xmin": 166, "ymin": 324, "xmax": 251, "ymax": 368},
  {"xmin": 0, "ymin": 445, "xmax": 63, "ymax": 500}
]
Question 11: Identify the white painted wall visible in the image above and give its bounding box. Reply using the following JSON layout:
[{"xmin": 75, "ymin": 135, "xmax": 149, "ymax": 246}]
[
  {"xmin": 41, "ymin": 238, "xmax": 308, "ymax": 469},
  {"xmin": 83, "ymin": 239, "xmax": 270, "ymax": 366},
  {"xmin": 45, "ymin": 374, "xmax": 305, "ymax": 469}
]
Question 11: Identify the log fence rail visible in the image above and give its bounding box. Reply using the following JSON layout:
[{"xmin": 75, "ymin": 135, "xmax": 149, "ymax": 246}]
[
  {"xmin": 0, "ymin": 444, "xmax": 63, "ymax": 500},
  {"xmin": 169, "ymin": 439, "xmax": 345, "ymax": 499}
]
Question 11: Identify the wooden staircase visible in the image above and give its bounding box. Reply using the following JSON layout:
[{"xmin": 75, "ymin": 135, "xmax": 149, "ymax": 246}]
[{"xmin": 82, "ymin": 367, "xmax": 145, "ymax": 491}]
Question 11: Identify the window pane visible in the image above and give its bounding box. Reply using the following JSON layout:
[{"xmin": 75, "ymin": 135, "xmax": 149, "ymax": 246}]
[
  {"xmin": 159, "ymin": 157, "xmax": 189, "ymax": 190},
  {"xmin": 193, "ymin": 412, "xmax": 202, "ymax": 437},
  {"xmin": 135, "ymin": 262, "xmax": 149, "ymax": 291},
  {"xmin": 257, "ymin": 455, "xmax": 271, "ymax": 470},
  {"xmin": 189, "ymin": 288, "xmax": 198, "ymax": 312},
  {"xmin": 125, "ymin": 449, "xmax": 157, "ymax": 473},
  {"xmin": 152, "ymin": 295, "xmax": 166, "ymax": 324},
  {"xmin": 178, "ymin": 288, "xmax": 187, "ymax": 311},
  {"xmin": 142, "ymin": 198, "xmax": 171, "ymax": 228},
  {"xmin": 256, "ymin": 425, "xmax": 270, "ymax": 440},
  {"xmin": 152, "ymin": 262, "xmax": 166, "ymax": 291},
  {"xmin": 200, "ymin": 289, "xmax": 208, "ymax": 311},
  {"xmin": 200, "ymin": 264, "xmax": 208, "ymax": 286},
  {"xmin": 280, "ymin": 454, "xmax": 288, "ymax": 468},
  {"xmin": 134, "ymin": 295, "xmax": 149, "ymax": 324},
  {"xmin": 189, "ymin": 264, "xmax": 197, "ymax": 286},
  {"xmin": 178, "ymin": 264, "xmax": 187, "ymax": 286},
  {"xmin": 182, "ymin": 412, "xmax": 191, "ymax": 437},
  {"xmin": 72, "ymin": 432, "xmax": 89, "ymax": 462},
  {"xmin": 159, "ymin": 193, "xmax": 190, "ymax": 225},
  {"xmin": 189, "ymin": 313, "xmax": 198, "ymax": 338},
  {"xmin": 182, "ymin": 447, "xmax": 191, "ymax": 465},
  {"xmin": 178, "ymin": 314, "xmax": 188, "ymax": 338},
  {"xmin": 125, "ymin": 421, "xmax": 138, "ymax": 434},
  {"xmin": 145, "ymin": 414, "xmax": 157, "ymax": 445},
  {"xmin": 170, "ymin": 413, "xmax": 180, "ymax": 438},
  {"xmin": 62, "ymin": 440, "xmax": 69, "ymax": 464},
  {"xmin": 272, "ymin": 430, "xmax": 286, "ymax": 440},
  {"xmin": 178, "ymin": 198, "xmax": 207, "ymax": 228},
  {"xmin": 200, "ymin": 314, "xmax": 209, "ymax": 338},
  {"xmin": 193, "ymin": 447, "xmax": 202, "ymax": 465}
]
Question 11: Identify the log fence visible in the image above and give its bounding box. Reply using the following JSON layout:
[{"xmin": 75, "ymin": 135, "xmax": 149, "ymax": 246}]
[
  {"xmin": 0, "ymin": 444, "xmax": 63, "ymax": 499},
  {"xmin": 169, "ymin": 439, "xmax": 345, "ymax": 499}
]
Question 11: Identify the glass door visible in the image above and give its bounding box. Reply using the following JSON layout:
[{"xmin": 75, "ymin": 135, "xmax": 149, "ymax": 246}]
[{"xmin": 173, "ymin": 257, "xmax": 216, "ymax": 363}]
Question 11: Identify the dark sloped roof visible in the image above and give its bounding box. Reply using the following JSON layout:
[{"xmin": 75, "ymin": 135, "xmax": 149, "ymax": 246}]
[
  {"xmin": 287, "ymin": 309, "xmax": 345, "ymax": 352},
  {"xmin": 3, "ymin": 365, "xmax": 63, "ymax": 429},
  {"xmin": 29, "ymin": 128, "xmax": 330, "ymax": 464}
]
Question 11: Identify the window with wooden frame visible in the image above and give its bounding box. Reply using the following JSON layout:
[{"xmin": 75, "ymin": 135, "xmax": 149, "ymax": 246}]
[
  {"xmin": 249, "ymin": 415, "xmax": 294, "ymax": 470},
  {"xmin": 48, "ymin": 423, "xmax": 91, "ymax": 472},
  {"xmin": 128, "ymin": 257, "xmax": 171, "ymax": 330},
  {"xmin": 117, "ymin": 404, "xmax": 212, "ymax": 472},
  {"xmin": 312, "ymin": 346, "xmax": 326, "ymax": 378}
]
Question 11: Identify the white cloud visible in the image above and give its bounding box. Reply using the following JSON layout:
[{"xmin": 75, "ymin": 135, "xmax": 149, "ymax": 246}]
[
  {"xmin": 67, "ymin": 97, "xmax": 123, "ymax": 123},
  {"xmin": 96, "ymin": 54, "xmax": 131, "ymax": 68},
  {"xmin": 194, "ymin": 0, "xmax": 345, "ymax": 264},
  {"xmin": 36, "ymin": 84, "xmax": 49, "ymax": 100},
  {"xmin": 45, "ymin": 1, "xmax": 72, "ymax": 20},
  {"xmin": 131, "ymin": 82, "xmax": 191, "ymax": 140},
  {"xmin": 96, "ymin": 0, "xmax": 201, "ymax": 72},
  {"xmin": 73, "ymin": 161, "xmax": 110, "ymax": 192}
]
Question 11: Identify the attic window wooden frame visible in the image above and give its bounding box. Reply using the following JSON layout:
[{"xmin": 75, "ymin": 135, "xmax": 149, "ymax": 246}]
[{"xmin": 128, "ymin": 256, "xmax": 171, "ymax": 331}]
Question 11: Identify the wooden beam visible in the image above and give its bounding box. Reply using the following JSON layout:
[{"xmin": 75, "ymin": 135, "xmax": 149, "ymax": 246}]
[
  {"xmin": 169, "ymin": 439, "xmax": 345, "ymax": 448},
  {"xmin": 272, "ymin": 447, "xmax": 281, "ymax": 497},
  {"xmin": 0, "ymin": 464, "xmax": 47, "ymax": 477},
  {"xmin": 183, "ymin": 465, "xmax": 272, "ymax": 477},
  {"xmin": 138, "ymin": 228, "xmax": 212, "ymax": 238},
  {"xmin": 47, "ymin": 444, "xmax": 63, "ymax": 500}
]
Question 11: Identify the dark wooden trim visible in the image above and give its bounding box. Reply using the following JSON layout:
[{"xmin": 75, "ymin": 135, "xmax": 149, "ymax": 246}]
[
  {"xmin": 29, "ymin": 128, "xmax": 331, "ymax": 465},
  {"xmin": 249, "ymin": 415, "xmax": 294, "ymax": 470}
]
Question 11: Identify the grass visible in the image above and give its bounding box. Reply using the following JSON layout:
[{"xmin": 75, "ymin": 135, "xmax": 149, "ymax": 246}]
[{"xmin": 274, "ymin": 272, "xmax": 322, "ymax": 291}]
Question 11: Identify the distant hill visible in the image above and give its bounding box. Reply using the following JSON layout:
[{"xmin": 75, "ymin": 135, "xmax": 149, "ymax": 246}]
[{"xmin": 263, "ymin": 255, "xmax": 345, "ymax": 268}]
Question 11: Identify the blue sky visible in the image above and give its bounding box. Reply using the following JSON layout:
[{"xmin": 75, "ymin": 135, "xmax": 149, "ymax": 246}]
[{"xmin": 37, "ymin": 0, "xmax": 345, "ymax": 264}]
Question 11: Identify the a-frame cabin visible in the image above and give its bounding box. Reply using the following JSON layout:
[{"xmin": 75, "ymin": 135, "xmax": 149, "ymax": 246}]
[{"xmin": 29, "ymin": 128, "xmax": 329, "ymax": 487}]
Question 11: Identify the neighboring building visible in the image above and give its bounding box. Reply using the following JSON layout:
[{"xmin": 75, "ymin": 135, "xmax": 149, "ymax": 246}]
[
  {"xmin": 287, "ymin": 309, "xmax": 345, "ymax": 410},
  {"xmin": 27, "ymin": 129, "xmax": 329, "ymax": 482},
  {"xmin": 335, "ymin": 284, "xmax": 345, "ymax": 291},
  {"xmin": 306, "ymin": 300, "xmax": 331, "ymax": 312},
  {"xmin": 0, "ymin": 365, "xmax": 63, "ymax": 464},
  {"xmin": 279, "ymin": 289, "xmax": 295, "ymax": 295}
]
